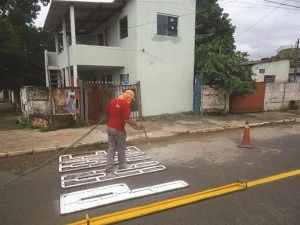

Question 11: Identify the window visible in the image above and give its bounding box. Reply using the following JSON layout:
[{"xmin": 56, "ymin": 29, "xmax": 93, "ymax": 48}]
[
  {"xmin": 100, "ymin": 75, "xmax": 106, "ymax": 83},
  {"xmin": 120, "ymin": 74, "xmax": 129, "ymax": 84},
  {"xmin": 98, "ymin": 33, "xmax": 104, "ymax": 46},
  {"xmin": 264, "ymin": 75, "xmax": 275, "ymax": 83},
  {"xmin": 157, "ymin": 14, "xmax": 178, "ymax": 37},
  {"xmin": 120, "ymin": 16, "xmax": 128, "ymax": 39},
  {"xmin": 106, "ymin": 75, "xmax": 112, "ymax": 83}
]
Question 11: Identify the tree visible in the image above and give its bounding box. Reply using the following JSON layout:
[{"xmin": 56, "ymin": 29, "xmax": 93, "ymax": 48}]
[
  {"xmin": 195, "ymin": 0, "xmax": 256, "ymax": 97},
  {"xmin": 0, "ymin": 0, "xmax": 53, "ymax": 91}
]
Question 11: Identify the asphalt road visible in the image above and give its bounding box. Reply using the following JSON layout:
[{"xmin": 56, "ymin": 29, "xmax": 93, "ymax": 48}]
[{"xmin": 0, "ymin": 123, "xmax": 299, "ymax": 225}]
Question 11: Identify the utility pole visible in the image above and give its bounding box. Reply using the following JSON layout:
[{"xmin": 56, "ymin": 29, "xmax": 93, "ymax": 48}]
[{"xmin": 294, "ymin": 38, "xmax": 299, "ymax": 82}]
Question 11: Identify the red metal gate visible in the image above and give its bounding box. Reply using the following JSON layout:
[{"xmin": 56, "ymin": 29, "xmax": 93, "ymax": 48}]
[
  {"xmin": 231, "ymin": 82, "xmax": 266, "ymax": 113},
  {"xmin": 84, "ymin": 82, "xmax": 141, "ymax": 123}
]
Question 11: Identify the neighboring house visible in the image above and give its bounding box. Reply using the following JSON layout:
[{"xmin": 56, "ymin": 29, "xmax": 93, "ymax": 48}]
[
  {"xmin": 43, "ymin": 0, "xmax": 196, "ymax": 116},
  {"xmin": 277, "ymin": 45, "xmax": 300, "ymax": 82},
  {"xmin": 244, "ymin": 58, "xmax": 290, "ymax": 83}
]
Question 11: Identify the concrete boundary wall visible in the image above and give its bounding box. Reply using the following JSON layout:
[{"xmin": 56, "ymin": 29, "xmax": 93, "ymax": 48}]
[
  {"xmin": 264, "ymin": 82, "xmax": 300, "ymax": 111},
  {"xmin": 201, "ymin": 85, "xmax": 229, "ymax": 114},
  {"xmin": 20, "ymin": 86, "xmax": 51, "ymax": 117}
]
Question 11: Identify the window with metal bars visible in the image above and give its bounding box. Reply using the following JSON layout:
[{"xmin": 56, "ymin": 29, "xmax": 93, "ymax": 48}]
[{"xmin": 157, "ymin": 13, "xmax": 178, "ymax": 37}]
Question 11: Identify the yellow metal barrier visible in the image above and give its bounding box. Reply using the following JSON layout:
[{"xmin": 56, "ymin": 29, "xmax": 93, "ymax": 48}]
[
  {"xmin": 68, "ymin": 182, "xmax": 246, "ymax": 225},
  {"xmin": 68, "ymin": 169, "xmax": 300, "ymax": 225}
]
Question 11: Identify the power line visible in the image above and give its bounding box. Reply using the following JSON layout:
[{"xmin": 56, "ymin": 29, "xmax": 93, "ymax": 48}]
[
  {"xmin": 222, "ymin": 5, "xmax": 300, "ymax": 10},
  {"xmin": 264, "ymin": 0, "xmax": 300, "ymax": 8},
  {"xmin": 136, "ymin": 0, "xmax": 193, "ymax": 5},
  {"xmin": 219, "ymin": 0, "xmax": 238, "ymax": 6},
  {"xmin": 236, "ymin": 0, "xmax": 288, "ymax": 38},
  {"xmin": 220, "ymin": 0, "xmax": 300, "ymax": 9}
]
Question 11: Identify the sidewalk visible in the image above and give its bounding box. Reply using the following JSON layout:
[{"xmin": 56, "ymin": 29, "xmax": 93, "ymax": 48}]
[{"xmin": 0, "ymin": 110, "xmax": 299, "ymax": 157}]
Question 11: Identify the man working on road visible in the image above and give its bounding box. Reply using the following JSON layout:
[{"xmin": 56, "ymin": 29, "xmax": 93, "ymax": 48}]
[{"xmin": 105, "ymin": 90, "xmax": 141, "ymax": 176}]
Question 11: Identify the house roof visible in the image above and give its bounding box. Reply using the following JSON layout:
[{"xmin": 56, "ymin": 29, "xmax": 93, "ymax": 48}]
[
  {"xmin": 43, "ymin": 0, "xmax": 126, "ymax": 33},
  {"xmin": 241, "ymin": 58, "xmax": 288, "ymax": 66}
]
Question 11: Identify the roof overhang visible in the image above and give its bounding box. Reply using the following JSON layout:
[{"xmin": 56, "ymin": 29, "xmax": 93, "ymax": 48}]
[
  {"xmin": 43, "ymin": 0, "xmax": 126, "ymax": 33},
  {"xmin": 241, "ymin": 58, "xmax": 287, "ymax": 66}
]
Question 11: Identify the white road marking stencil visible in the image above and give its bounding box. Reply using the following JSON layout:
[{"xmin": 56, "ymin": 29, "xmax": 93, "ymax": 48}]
[
  {"xmin": 59, "ymin": 146, "xmax": 142, "ymax": 163},
  {"xmin": 60, "ymin": 180, "xmax": 189, "ymax": 214},
  {"xmin": 61, "ymin": 165, "xmax": 167, "ymax": 188},
  {"xmin": 59, "ymin": 154, "xmax": 150, "ymax": 173},
  {"xmin": 61, "ymin": 161, "xmax": 159, "ymax": 183}
]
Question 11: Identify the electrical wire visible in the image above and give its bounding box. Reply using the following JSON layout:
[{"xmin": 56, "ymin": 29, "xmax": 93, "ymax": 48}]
[
  {"xmin": 264, "ymin": 0, "xmax": 300, "ymax": 8},
  {"xmin": 136, "ymin": 0, "xmax": 193, "ymax": 5},
  {"xmin": 0, "ymin": 116, "xmax": 107, "ymax": 188},
  {"xmin": 236, "ymin": 0, "xmax": 289, "ymax": 38},
  {"xmin": 223, "ymin": 5, "xmax": 300, "ymax": 10},
  {"xmin": 220, "ymin": 0, "xmax": 300, "ymax": 10}
]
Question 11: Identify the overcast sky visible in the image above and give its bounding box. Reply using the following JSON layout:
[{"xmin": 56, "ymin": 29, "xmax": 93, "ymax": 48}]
[{"xmin": 34, "ymin": 0, "xmax": 300, "ymax": 60}]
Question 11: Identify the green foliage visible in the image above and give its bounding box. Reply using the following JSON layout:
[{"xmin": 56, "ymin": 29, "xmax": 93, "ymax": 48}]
[
  {"xmin": 77, "ymin": 141, "xmax": 105, "ymax": 149},
  {"xmin": 39, "ymin": 126, "xmax": 60, "ymax": 132},
  {"xmin": 0, "ymin": 0, "xmax": 54, "ymax": 91},
  {"xmin": 73, "ymin": 122, "xmax": 88, "ymax": 128},
  {"xmin": 177, "ymin": 131, "xmax": 190, "ymax": 136},
  {"xmin": 195, "ymin": 0, "xmax": 256, "ymax": 96},
  {"xmin": 16, "ymin": 115, "xmax": 32, "ymax": 129}
]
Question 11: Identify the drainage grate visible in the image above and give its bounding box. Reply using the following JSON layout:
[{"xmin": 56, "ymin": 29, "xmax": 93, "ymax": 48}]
[
  {"xmin": 59, "ymin": 146, "xmax": 142, "ymax": 163},
  {"xmin": 61, "ymin": 165, "xmax": 167, "ymax": 188},
  {"xmin": 59, "ymin": 154, "xmax": 150, "ymax": 173},
  {"xmin": 60, "ymin": 180, "xmax": 188, "ymax": 214}
]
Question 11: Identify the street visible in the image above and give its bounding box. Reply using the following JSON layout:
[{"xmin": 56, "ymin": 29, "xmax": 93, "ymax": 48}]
[{"xmin": 0, "ymin": 123, "xmax": 300, "ymax": 225}]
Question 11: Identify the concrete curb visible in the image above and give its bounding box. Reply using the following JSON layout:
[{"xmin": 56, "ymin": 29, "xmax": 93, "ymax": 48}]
[
  {"xmin": 1, "ymin": 118, "xmax": 298, "ymax": 158},
  {"xmin": 188, "ymin": 119, "xmax": 297, "ymax": 135}
]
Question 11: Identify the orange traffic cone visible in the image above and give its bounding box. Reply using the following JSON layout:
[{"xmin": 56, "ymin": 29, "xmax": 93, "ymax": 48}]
[{"xmin": 238, "ymin": 121, "xmax": 254, "ymax": 149}]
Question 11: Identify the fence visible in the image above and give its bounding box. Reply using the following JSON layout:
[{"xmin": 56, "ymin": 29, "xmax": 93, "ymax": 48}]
[
  {"xmin": 231, "ymin": 82, "xmax": 266, "ymax": 113},
  {"xmin": 20, "ymin": 86, "xmax": 80, "ymax": 128},
  {"xmin": 200, "ymin": 85, "xmax": 229, "ymax": 114},
  {"xmin": 82, "ymin": 81, "xmax": 142, "ymax": 123},
  {"xmin": 264, "ymin": 82, "xmax": 300, "ymax": 110}
]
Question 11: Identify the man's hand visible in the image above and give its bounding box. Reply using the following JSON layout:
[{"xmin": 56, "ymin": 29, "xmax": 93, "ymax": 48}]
[
  {"xmin": 134, "ymin": 122, "xmax": 142, "ymax": 129},
  {"xmin": 125, "ymin": 120, "xmax": 142, "ymax": 129}
]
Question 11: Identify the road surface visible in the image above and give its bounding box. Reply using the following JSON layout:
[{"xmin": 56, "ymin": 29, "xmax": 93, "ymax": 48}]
[{"xmin": 0, "ymin": 123, "xmax": 299, "ymax": 225}]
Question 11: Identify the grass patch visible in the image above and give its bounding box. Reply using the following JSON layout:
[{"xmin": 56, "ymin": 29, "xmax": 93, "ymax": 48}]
[
  {"xmin": 73, "ymin": 122, "xmax": 88, "ymax": 128},
  {"xmin": 16, "ymin": 116, "xmax": 32, "ymax": 129},
  {"xmin": 77, "ymin": 141, "xmax": 106, "ymax": 149},
  {"xmin": 39, "ymin": 126, "xmax": 60, "ymax": 132},
  {"xmin": 177, "ymin": 131, "xmax": 190, "ymax": 136}
]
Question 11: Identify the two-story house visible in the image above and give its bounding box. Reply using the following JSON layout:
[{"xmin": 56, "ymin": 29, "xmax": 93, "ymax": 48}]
[{"xmin": 43, "ymin": 0, "xmax": 196, "ymax": 116}]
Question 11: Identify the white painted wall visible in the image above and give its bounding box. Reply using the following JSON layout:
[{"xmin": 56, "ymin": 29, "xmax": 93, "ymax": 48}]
[
  {"xmin": 201, "ymin": 85, "xmax": 229, "ymax": 114},
  {"xmin": 136, "ymin": 0, "xmax": 196, "ymax": 116},
  {"xmin": 252, "ymin": 60, "xmax": 290, "ymax": 82},
  {"xmin": 91, "ymin": 0, "xmax": 138, "ymax": 82},
  {"xmin": 264, "ymin": 82, "xmax": 300, "ymax": 110}
]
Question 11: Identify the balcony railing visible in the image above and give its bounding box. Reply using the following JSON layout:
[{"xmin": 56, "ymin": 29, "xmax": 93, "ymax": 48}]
[{"xmin": 48, "ymin": 44, "xmax": 134, "ymax": 68}]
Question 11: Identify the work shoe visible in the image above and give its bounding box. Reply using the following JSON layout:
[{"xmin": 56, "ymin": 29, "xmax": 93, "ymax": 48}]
[
  {"xmin": 117, "ymin": 164, "xmax": 128, "ymax": 170},
  {"xmin": 105, "ymin": 171, "xmax": 115, "ymax": 178}
]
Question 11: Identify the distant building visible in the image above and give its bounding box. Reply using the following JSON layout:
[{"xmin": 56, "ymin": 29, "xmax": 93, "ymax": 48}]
[{"xmin": 243, "ymin": 58, "xmax": 290, "ymax": 82}]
